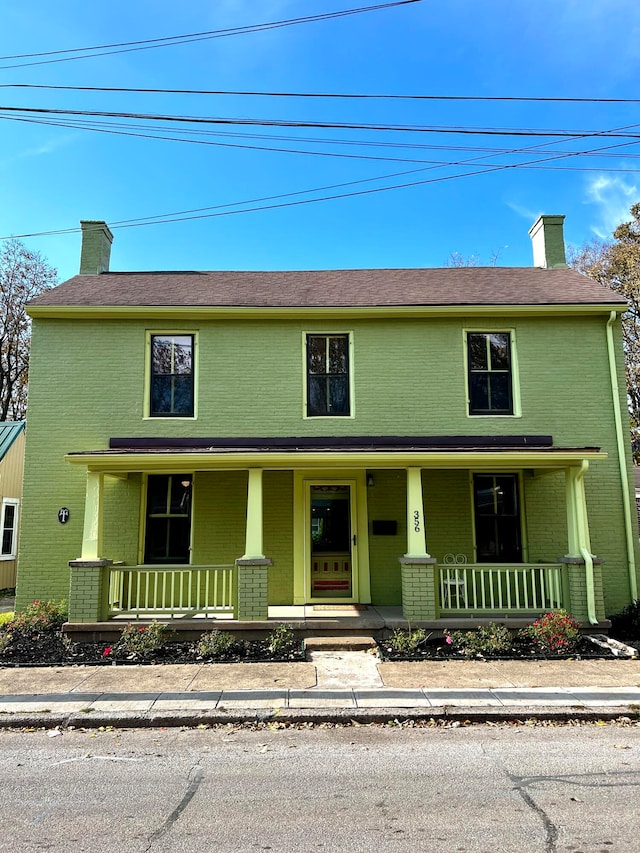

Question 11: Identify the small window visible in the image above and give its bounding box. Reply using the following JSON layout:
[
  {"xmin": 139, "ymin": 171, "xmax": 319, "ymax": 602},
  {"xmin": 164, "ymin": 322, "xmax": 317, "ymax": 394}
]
[
  {"xmin": 0, "ymin": 499, "xmax": 19, "ymax": 559},
  {"xmin": 306, "ymin": 334, "xmax": 350, "ymax": 417},
  {"xmin": 143, "ymin": 475, "xmax": 192, "ymax": 564},
  {"xmin": 473, "ymin": 474, "xmax": 522, "ymax": 562},
  {"xmin": 467, "ymin": 332, "xmax": 513, "ymax": 415},
  {"xmin": 149, "ymin": 334, "xmax": 194, "ymax": 417}
]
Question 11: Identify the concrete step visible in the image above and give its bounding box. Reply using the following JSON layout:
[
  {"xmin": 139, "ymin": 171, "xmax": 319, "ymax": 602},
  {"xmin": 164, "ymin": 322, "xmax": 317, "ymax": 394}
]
[{"xmin": 304, "ymin": 635, "xmax": 377, "ymax": 652}]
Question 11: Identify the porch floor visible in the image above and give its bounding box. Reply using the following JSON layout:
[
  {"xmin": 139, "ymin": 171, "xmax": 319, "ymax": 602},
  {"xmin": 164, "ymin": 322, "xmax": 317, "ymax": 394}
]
[{"xmin": 63, "ymin": 605, "xmax": 592, "ymax": 642}]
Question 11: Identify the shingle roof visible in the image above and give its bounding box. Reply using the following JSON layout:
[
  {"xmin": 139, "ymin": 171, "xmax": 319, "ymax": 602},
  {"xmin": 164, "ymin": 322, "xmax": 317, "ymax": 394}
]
[
  {"xmin": 29, "ymin": 267, "xmax": 626, "ymax": 308},
  {"xmin": 0, "ymin": 422, "xmax": 24, "ymax": 462}
]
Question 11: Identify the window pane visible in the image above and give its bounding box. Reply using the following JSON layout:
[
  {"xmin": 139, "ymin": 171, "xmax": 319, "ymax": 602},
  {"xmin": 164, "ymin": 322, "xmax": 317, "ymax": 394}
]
[
  {"xmin": 147, "ymin": 476, "xmax": 168, "ymax": 515},
  {"xmin": 150, "ymin": 375, "xmax": 173, "ymax": 415},
  {"xmin": 468, "ymin": 334, "xmax": 488, "ymax": 370},
  {"xmin": 328, "ymin": 336, "xmax": 348, "ymax": 374},
  {"xmin": 167, "ymin": 518, "xmax": 191, "ymax": 564},
  {"xmin": 169, "ymin": 477, "xmax": 191, "ymax": 515},
  {"xmin": 496, "ymin": 518, "xmax": 521, "ymax": 561},
  {"xmin": 489, "ymin": 333, "xmax": 510, "ymax": 369},
  {"xmin": 1, "ymin": 530, "xmax": 13, "ymax": 555},
  {"xmin": 307, "ymin": 336, "xmax": 326, "ymax": 374},
  {"xmin": 329, "ymin": 376, "xmax": 349, "ymax": 414},
  {"xmin": 475, "ymin": 518, "xmax": 498, "ymax": 560},
  {"xmin": 151, "ymin": 337, "xmax": 173, "ymax": 374},
  {"xmin": 474, "ymin": 477, "xmax": 495, "ymax": 515},
  {"xmin": 172, "ymin": 375, "xmax": 194, "ymax": 416},
  {"xmin": 172, "ymin": 337, "xmax": 193, "ymax": 374},
  {"xmin": 308, "ymin": 376, "xmax": 328, "ymax": 415},
  {"xmin": 3, "ymin": 505, "xmax": 15, "ymax": 530},
  {"xmin": 495, "ymin": 475, "xmax": 517, "ymax": 516},
  {"xmin": 488, "ymin": 373, "xmax": 512, "ymax": 412},
  {"xmin": 469, "ymin": 373, "xmax": 489, "ymax": 412}
]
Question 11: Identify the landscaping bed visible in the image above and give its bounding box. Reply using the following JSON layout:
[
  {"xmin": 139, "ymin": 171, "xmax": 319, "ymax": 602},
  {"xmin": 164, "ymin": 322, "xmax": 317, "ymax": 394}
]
[{"xmin": 0, "ymin": 602, "xmax": 305, "ymax": 667}]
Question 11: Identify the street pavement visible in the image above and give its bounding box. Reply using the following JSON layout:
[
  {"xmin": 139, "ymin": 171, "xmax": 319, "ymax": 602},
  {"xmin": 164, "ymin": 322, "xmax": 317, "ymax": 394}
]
[{"xmin": 1, "ymin": 650, "xmax": 639, "ymax": 727}]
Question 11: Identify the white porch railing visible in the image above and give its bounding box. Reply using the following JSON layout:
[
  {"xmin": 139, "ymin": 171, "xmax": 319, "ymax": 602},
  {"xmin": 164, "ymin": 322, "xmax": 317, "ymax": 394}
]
[
  {"xmin": 439, "ymin": 563, "xmax": 564, "ymax": 615},
  {"xmin": 107, "ymin": 565, "xmax": 235, "ymax": 618}
]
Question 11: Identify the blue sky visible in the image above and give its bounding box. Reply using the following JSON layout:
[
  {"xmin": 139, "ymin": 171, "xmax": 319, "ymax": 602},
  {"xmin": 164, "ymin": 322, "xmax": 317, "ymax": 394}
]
[{"xmin": 2, "ymin": 0, "xmax": 640, "ymax": 282}]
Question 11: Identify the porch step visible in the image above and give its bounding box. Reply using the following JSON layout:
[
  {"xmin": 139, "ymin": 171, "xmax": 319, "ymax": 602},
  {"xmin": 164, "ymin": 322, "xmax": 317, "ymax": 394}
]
[{"xmin": 304, "ymin": 635, "xmax": 377, "ymax": 652}]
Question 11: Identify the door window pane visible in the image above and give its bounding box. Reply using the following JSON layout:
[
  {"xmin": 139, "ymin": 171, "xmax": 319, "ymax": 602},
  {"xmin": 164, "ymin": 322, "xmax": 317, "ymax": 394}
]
[
  {"xmin": 473, "ymin": 474, "xmax": 522, "ymax": 562},
  {"xmin": 144, "ymin": 475, "xmax": 191, "ymax": 564}
]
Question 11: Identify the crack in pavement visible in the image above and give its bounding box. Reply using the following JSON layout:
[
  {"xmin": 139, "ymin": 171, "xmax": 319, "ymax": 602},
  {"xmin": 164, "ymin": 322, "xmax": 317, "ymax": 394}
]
[{"xmin": 145, "ymin": 761, "xmax": 204, "ymax": 849}]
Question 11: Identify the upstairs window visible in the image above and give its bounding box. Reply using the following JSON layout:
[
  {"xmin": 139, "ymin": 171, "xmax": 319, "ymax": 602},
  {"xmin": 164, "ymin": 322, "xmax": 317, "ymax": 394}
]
[
  {"xmin": 467, "ymin": 331, "xmax": 514, "ymax": 415},
  {"xmin": 0, "ymin": 499, "xmax": 19, "ymax": 560},
  {"xmin": 149, "ymin": 334, "xmax": 195, "ymax": 418},
  {"xmin": 306, "ymin": 334, "xmax": 351, "ymax": 417}
]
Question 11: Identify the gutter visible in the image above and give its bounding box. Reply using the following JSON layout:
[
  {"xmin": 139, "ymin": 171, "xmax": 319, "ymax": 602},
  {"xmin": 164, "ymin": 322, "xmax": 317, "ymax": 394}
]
[{"xmin": 606, "ymin": 311, "xmax": 638, "ymax": 601}]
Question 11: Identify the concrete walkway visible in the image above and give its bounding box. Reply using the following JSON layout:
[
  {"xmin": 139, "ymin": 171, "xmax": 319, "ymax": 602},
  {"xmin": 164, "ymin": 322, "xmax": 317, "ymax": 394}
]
[{"xmin": 1, "ymin": 655, "xmax": 639, "ymax": 727}]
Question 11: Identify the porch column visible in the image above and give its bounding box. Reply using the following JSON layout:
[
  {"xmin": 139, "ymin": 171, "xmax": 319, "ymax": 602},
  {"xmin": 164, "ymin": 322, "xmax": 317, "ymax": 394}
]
[
  {"xmin": 236, "ymin": 468, "xmax": 271, "ymax": 621},
  {"xmin": 68, "ymin": 471, "xmax": 111, "ymax": 622},
  {"xmin": 400, "ymin": 467, "xmax": 437, "ymax": 620},
  {"xmin": 405, "ymin": 467, "xmax": 430, "ymax": 558},
  {"xmin": 560, "ymin": 463, "xmax": 604, "ymax": 624},
  {"xmin": 81, "ymin": 471, "xmax": 104, "ymax": 560}
]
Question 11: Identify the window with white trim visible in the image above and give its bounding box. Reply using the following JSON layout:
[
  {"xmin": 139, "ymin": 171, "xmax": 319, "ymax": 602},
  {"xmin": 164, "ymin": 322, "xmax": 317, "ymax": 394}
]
[{"xmin": 0, "ymin": 498, "xmax": 19, "ymax": 559}]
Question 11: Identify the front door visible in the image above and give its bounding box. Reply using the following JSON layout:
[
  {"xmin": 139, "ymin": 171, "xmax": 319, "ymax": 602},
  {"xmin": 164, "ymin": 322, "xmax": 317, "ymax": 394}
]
[{"xmin": 308, "ymin": 483, "xmax": 356, "ymax": 600}]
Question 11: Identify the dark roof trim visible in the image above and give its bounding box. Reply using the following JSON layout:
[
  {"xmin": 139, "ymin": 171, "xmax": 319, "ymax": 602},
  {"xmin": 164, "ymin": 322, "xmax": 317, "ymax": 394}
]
[{"xmin": 109, "ymin": 435, "xmax": 555, "ymax": 451}]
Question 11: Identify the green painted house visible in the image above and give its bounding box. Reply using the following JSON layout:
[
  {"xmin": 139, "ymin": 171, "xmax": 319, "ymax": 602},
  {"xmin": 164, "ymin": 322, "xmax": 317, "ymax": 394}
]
[{"xmin": 15, "ymin": 216, "xmax": 639, "ymax": 633}]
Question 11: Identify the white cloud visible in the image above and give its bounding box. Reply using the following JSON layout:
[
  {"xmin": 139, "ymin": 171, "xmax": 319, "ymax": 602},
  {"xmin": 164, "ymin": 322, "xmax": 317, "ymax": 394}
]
[
  {"xmin": 505, "ymin": 200, "xmax": 540, "ymax": 223},
  {"xmin": 584, "ymin": 174, "xmax": 638, "ymax": 239}
]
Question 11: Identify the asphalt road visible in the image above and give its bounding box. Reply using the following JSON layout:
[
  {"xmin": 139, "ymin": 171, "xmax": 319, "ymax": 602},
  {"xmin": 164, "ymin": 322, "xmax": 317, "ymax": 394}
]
[{"xmin": 1, "ymin": 723, "xmax": 639, "ymax": 852}]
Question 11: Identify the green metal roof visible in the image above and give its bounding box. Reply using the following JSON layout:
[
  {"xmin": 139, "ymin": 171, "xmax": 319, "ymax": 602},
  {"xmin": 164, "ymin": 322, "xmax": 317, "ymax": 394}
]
[{"xmin": 0, "ymin": 422, "xmax": 25, "ymax": 462}]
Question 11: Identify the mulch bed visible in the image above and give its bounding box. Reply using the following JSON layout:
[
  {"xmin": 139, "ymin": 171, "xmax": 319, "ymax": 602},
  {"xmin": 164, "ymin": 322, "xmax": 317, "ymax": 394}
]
[{"xmin": 378, "ymin": 636, "xmax": 632, "ymax": 662}]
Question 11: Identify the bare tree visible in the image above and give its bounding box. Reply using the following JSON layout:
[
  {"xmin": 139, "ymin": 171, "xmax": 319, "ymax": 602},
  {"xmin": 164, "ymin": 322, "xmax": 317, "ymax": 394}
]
[
  {"xmin": 569, "ymin": 202, "xmax": 640, "ymax": 445},
  {"xmin": 0, "ymin": 239, "xmax": 57, "ymax": 420}
]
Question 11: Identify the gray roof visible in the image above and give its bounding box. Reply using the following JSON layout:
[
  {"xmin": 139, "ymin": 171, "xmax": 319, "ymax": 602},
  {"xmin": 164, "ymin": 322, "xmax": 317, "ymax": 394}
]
[{"xmin": 28, "ymin": 267, "xmax": 626, "ymax": 309}]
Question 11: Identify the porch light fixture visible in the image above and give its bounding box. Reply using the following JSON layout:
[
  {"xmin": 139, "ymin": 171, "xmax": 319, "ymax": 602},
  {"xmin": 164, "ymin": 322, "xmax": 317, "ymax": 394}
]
[{"xmin": 367, "ymin": 473, "xmax": 375, "ymax": 487}]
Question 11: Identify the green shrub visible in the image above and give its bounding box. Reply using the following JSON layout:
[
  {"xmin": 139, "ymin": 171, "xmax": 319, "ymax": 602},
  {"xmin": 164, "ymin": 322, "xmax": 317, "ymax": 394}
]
[
  {"xmin": 520, "ymin": 610, "xmax": 580, "ymax": 655},
  {"xmin": 115, "ymin": 621, "xmax": 176, "ymax": 659},
  {"xmin": 0, "ymin": 599, "xmax": 68, "ymax": 662},
  {"xmin": 0, "ymin": 611, "xmax": 14, "ymax": 626},
  {"xmin": 196, "ymin": 630, "xmax": 239, "ymax": 660},
  {"xmin": 266, "ymin": 624, "xmax": 297, "ymax": 656},
  {"xmin": 609, "ymin": 599, "xmax": 640, "ymax": 640},
  {"xmin": 444, "ymin": 623, "xmax": 512, "ymax": 658},
  {"xmin": 387, "ymin": 627, "xmax": 429, "ymax": 653}
]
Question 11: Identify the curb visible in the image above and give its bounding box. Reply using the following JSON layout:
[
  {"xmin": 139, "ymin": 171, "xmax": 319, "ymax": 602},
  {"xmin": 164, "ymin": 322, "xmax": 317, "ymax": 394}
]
[{"xmin": 1, "ymin": 705, "xmax": 639, "ymax": 729}]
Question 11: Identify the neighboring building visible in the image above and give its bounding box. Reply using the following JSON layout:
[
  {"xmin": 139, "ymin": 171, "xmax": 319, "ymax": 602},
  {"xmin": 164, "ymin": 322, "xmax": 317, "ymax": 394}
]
[
  {"xmin": 15, "ymin": 217, "xmax": 640, "ymax": 631},
  {"xmin": 0, "ymin": 421, "xmax": 25, "ymax": 590}
]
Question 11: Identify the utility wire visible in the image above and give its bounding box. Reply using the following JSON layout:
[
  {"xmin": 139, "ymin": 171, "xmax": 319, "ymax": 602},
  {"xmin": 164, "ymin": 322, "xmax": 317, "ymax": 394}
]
[
  {"xmin": 4, "ymin": 122, "xmax": 636, "ymax": 240},
  {"xmin": 4, "ymin": 83, "xmax": 640, "ymax": 105},
  {"xmin": 3, "ymin": 104, "xmax": 640, "ymax": 139},
  {"xmin": 0, "ymin": 1, "xmax": 421, "ymax": 69}
]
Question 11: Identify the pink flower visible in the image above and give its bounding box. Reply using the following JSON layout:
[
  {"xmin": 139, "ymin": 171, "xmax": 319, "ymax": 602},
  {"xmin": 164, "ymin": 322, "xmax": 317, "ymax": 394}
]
[
  {"xmin": 445, "ymin": 635, "xmax": 453, "ymax": 645},
  {"xmin": 102, "ymin": 646, "xmax": 112, "ymax": 657}
]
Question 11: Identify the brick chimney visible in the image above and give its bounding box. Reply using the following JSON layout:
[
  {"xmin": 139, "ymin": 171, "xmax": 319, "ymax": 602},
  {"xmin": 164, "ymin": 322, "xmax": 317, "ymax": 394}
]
[
  {"xmin": 79, "ymin": 220, "xmax": 113, "ymax": 274},
  {"xmin": 528, "ymin": 215, "xmax": 568, "ymax": 269}
]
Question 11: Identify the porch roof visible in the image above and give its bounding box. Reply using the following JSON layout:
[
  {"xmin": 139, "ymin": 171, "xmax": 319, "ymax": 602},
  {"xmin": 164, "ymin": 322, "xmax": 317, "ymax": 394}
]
[{"xmin": 65, "ymin": 435, "xmax": 606, "ymax": 472}]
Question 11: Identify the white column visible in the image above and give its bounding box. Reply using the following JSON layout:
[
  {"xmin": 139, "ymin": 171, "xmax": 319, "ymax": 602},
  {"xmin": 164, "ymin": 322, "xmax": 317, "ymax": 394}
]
[
  {"xmin": 242, "ymin": 468, "xmax": 265, "ymax": 560},
  {"xmin": 405, "ymin": 467, "xmax": 430, "ymax": 558}
]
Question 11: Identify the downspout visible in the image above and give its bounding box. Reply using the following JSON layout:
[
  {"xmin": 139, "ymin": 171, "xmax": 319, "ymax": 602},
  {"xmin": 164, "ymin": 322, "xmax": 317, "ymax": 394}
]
[
  {"xmin": 576, "ymin": 461, "xmax": 597, "ymax": 625},
  {"xmin": 606, "ymin": 311, "xmax": 638, "ymax": 600}
]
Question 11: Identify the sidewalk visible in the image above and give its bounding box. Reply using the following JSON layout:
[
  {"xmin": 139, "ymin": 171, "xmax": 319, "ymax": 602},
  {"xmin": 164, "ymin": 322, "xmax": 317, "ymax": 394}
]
[{"xmin": 1, "ymin": 652, "xmax": 639, "ymax": 727}]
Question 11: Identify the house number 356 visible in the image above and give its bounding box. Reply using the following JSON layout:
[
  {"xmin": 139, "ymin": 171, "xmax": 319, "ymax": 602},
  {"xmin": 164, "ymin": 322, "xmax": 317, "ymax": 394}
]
[{"xmin": 413, "ymin": 510, "xmax": 421, "ymax": 532}]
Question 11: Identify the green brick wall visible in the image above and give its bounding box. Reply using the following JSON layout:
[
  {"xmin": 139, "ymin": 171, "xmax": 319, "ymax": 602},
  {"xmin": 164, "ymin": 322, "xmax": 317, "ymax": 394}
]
[{"xmin": 16, "ymin": 310, "xmax": 639, "ymax": 616}]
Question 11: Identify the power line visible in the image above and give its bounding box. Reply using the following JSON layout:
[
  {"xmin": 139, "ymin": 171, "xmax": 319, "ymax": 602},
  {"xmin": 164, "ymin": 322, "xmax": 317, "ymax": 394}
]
[
  {"xmin": 3, "ymin": 122, "xmax": 636, "ymax": 241},
  {"xmin": 4, "ymin": 83, "xmax": 640, "ymax": 105},
  {"xmin": 0, "ymin": 1, "xmax": 421, "ymax": 69},
  {"xmin": 3, "ymin": 105, "xmax": 640, "ymax": 139}
]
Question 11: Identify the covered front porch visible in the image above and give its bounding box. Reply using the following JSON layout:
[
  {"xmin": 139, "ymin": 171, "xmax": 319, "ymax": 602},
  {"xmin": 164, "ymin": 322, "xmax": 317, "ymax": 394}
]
[{"xmin": 64, "ymin": 436, "xmax": 613, "ymax": 632}]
